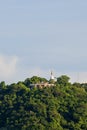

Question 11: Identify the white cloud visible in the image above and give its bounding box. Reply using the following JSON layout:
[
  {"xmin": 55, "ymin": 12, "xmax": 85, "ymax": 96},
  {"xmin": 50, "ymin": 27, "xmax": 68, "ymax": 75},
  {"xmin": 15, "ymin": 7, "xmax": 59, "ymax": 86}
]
[{"xmin": 0, "ymin": 55, "xmax": 18, "ymax": 81}]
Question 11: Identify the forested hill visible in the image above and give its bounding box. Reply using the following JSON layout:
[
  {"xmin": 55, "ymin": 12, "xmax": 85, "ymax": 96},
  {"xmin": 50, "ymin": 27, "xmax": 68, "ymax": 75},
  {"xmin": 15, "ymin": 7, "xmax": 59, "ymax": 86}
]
[{"xmin": 0, "ymin": 75, "xmax": 87, "ymax": 130}]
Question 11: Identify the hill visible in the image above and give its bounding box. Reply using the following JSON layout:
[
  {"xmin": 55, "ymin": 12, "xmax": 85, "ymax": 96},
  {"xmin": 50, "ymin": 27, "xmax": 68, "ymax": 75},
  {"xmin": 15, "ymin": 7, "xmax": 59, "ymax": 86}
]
[{"xmin": 0, "ymin": 75, "xmax": 87, "ymax": 130}]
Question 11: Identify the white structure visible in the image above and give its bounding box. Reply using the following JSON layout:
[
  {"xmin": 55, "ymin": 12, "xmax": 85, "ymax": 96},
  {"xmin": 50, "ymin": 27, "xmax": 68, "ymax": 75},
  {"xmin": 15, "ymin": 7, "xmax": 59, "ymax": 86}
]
[
  {"xmin": 50, "ymin": 71, "xmax": 57, "ymax": 82},
  {"xmin": 30, "ymin": 71, "xmax": 57, "ymax": 89},
  {"xmin": 50, "ymin": 71, "xmax": 55, "ymax": 80}
]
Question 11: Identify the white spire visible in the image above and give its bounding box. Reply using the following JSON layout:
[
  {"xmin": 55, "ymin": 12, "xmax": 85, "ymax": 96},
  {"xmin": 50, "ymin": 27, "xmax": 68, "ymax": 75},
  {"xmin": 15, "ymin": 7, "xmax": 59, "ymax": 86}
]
[{"xmin": 50, "ymin": 71, "xmax": 55, "ymax": 80}]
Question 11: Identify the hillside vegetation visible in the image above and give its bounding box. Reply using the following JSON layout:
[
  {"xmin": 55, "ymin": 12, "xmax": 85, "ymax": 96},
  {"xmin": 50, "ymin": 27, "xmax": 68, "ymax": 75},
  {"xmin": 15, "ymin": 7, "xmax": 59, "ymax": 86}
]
[{"xmin": 0, "ymin": 75, "xmax": 87, "ymax": 130}]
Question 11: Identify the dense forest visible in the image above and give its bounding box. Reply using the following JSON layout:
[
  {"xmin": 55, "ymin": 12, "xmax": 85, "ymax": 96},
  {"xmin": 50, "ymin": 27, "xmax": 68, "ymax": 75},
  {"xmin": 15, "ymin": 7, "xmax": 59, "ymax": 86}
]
[{"xmin": 0, "ymin": 75, "xmax": 87, "ymax": 130}]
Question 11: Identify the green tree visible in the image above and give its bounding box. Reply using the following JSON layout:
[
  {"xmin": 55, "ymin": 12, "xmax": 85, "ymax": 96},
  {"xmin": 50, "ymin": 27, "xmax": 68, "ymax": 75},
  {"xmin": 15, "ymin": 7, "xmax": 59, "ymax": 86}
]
[{"xmin": 57, "ymin": 75, "xmax": 70, "ymax": 86}]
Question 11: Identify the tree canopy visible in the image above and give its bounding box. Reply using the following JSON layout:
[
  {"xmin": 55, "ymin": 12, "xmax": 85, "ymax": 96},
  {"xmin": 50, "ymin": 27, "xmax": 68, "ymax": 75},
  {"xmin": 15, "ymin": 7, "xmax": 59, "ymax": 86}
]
[{"xmin": 0, "ymin": 75, "xmax": 87, "ymax": 130}]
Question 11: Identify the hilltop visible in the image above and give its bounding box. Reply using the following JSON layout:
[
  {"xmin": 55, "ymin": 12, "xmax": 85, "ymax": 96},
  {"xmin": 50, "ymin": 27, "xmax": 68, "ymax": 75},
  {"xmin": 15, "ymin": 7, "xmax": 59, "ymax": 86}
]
[{"xmin": 0, "ymin": 75, "xmax": 87, "ymax": 130}]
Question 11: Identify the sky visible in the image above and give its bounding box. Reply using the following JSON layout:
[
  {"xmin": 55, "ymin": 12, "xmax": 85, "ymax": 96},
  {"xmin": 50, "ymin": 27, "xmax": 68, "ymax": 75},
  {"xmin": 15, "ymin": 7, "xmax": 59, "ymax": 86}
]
[{"xmin": 0, "ymin": 0, "xmax": 87, "ymax": 84}]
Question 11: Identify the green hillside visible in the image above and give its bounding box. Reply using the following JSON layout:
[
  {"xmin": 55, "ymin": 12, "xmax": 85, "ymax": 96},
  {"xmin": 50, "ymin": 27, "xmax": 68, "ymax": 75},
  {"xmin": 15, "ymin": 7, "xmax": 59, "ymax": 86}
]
[{"xmin": 0, "ymin": 75, "xmax": 87, "ymax": 130}]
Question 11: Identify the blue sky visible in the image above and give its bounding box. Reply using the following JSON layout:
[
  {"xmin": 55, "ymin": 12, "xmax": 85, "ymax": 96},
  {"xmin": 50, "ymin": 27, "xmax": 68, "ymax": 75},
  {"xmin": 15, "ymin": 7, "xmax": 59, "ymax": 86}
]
[{"xmin": 0, "ymin": 0, "xmax": 87, "ymax": 83}]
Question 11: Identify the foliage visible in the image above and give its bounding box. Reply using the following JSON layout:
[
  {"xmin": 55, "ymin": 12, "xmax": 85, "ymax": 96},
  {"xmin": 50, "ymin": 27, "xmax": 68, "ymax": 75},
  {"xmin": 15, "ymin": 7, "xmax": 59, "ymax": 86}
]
[
  {"xmin": 0, "ymin": 75, "xmax": 87, "ymax": 130},
  {"xmin": 57, "ymin": 75, "xmax": 70, "ymax": 86}
]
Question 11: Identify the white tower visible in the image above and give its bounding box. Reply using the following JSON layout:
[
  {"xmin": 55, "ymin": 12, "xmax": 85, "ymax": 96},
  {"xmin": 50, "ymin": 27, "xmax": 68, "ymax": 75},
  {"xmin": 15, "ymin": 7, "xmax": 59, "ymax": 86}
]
[{"xmin": 50, "ymin": 71, "xmax": 55, "ymax": 80}]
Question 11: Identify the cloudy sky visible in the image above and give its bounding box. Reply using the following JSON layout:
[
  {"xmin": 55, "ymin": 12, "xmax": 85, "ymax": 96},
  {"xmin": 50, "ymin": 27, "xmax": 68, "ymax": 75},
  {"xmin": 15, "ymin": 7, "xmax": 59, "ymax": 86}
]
[{"xmin": 0, "ymin": 0, "xmax": 87, "ymax": 84}]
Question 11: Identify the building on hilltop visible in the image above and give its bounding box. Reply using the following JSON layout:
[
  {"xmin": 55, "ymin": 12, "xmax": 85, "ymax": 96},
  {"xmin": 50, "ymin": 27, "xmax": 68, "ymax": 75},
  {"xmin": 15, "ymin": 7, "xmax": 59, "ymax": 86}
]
[
  {"xmin": 30, "ymin": 82, "xmax": 54, "ymax": 89},
  {"xmin": 30, "ymin": 71, "xmax": 56, "ymax": 89}
]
